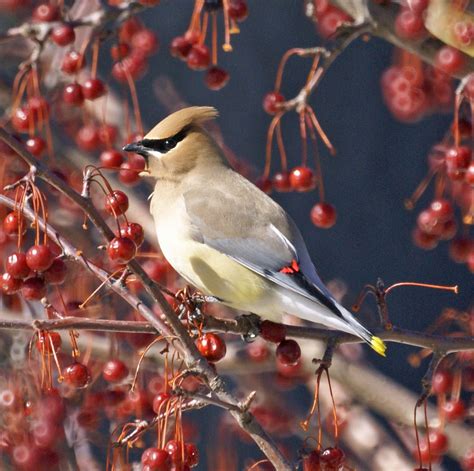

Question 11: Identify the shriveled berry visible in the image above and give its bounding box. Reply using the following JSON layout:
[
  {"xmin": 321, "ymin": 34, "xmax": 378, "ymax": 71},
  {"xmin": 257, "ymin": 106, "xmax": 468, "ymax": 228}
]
[{"xmin": 196, "ymin": 333, "xmax": 226, "ymax": 362}]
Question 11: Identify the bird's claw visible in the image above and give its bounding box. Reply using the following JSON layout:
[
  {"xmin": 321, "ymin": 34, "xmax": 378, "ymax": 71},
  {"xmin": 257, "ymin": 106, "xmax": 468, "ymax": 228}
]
[{"xmin": 236, "ymin": 313, "xmax": 261, "ymax": 343}]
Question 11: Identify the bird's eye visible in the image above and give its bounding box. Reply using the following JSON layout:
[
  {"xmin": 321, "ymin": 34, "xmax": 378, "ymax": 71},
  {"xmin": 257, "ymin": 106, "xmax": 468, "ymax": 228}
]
[{"xmin": 162, "ymin": 138, "xmax": 177, "ymax": 152}]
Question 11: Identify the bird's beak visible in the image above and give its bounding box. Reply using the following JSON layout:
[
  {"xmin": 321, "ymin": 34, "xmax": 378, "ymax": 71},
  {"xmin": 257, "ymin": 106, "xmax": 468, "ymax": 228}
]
[{"xmin": 123, "ymin": 141, "xmax": 149, "ymax": 171}]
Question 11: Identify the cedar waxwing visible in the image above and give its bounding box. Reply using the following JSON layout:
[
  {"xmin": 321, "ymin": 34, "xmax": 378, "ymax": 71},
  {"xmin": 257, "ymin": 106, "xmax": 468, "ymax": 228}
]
[{"xmin": 123, "ymin": 107, "xmax": 386, "ymax": 356}]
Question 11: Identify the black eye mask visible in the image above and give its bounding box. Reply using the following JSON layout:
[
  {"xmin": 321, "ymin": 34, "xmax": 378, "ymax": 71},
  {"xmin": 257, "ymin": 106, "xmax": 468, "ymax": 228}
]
[{"xmin": 141, "ymin": 127, "xmax": 188, "ymax": 154}]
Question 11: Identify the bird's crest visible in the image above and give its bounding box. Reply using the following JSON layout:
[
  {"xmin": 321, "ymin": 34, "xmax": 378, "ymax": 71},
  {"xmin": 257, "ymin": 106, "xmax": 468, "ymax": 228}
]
[{"xmin": 144, "ymin": 106, "xmax": 218, "ymax": 140}]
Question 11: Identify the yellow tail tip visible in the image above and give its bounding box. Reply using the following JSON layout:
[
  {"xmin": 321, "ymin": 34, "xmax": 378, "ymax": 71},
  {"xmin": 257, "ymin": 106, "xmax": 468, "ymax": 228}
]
[{"xmin": 371, "ymin": 336, "xmax": 387, "ymax": 357}]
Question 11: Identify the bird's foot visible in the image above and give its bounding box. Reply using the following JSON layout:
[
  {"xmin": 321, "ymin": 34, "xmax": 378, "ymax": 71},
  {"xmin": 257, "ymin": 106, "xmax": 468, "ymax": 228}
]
[
  {"xmin": 235, "ymin": 313, "xmax": 261, "ymax": 343},
  {"xmin": 174, "ymin": 287, "xmax": 220, "ymax": 323}
]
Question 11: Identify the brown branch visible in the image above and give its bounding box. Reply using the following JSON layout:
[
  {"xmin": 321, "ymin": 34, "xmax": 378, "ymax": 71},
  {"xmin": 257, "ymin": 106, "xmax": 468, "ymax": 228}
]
[{"xmin": 0, "ymin": 129, "xmax": 292, "ymax": 471}]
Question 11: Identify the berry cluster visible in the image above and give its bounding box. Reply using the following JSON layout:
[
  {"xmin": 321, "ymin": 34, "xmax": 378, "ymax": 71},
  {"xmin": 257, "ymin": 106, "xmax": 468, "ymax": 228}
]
[{"xmin": 170, "ymin": 0, "xmax": 248, "ymax": 90}]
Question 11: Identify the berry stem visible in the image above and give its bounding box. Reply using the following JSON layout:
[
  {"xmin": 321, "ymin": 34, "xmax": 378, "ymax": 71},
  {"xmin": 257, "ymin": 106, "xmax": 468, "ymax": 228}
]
[{"xmin": 385, "ymin": 282, "xmax": 458, "ymax": 295}]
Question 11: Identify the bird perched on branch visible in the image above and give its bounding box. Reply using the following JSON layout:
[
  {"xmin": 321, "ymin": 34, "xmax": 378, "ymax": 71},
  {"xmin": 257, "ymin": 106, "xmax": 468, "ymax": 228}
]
[{"xmin": 123, "ymin": 106, "xmax": 386, "ymax": 356}]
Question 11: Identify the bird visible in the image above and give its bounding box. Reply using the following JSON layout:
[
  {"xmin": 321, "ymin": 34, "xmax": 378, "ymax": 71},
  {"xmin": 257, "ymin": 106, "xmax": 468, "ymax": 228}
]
[{"xmin": 123, "ymin": 106, "xmax": 386, "ymax": 356}]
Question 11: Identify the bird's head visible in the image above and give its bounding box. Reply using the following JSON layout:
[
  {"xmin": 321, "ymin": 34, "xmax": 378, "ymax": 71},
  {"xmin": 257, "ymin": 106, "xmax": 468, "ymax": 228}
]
[{"xmin": 123, "ymin": 106, "xmax": 222, "ymax": 178}]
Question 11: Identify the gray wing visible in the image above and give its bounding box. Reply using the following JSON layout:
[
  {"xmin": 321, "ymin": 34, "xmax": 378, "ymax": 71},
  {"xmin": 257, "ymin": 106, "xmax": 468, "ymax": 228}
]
[{"xmin": 182, "ymin": 178, "xmax": 342, "ymax": 317}]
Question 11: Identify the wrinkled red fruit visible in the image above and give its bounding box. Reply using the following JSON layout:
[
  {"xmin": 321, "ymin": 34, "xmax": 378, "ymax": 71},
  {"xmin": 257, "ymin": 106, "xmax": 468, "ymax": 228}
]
[{"xmin": 196, "ymin": 333, "xmax": 227, "ymax": 362}]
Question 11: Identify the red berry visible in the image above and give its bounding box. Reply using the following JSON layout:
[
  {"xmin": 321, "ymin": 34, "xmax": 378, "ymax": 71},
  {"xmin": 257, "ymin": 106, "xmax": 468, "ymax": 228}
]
[
  {"xmin": 310, "ymin": 202, "xmax": 337, "ymax": 229},
  {"xmin": 205, "ymin": 66, "xmax": 230, "ymax": 90},
  {"xmin": 466, "ymin": 162, "xmax": 474, "ymax": 185},
  {"xmin": 118, "ymin": 159, "xmax": 144, "ymax": 185},
  {"xmin": 316, "ymin": 5, "xmax": 351, "ymax": 39},
  {"xmin": 263, "ymin": 91, "xmax": 285, "ymax": 115},
  {"xmin": 289, "ymin": 166, "xmax": 315, "ymax": 191},
  {"xmin": 272, "ymin": 172, "xmax": 292, "ymax": 192},
  {"xmin": 100, "ymin": 149, "xmax": 124, "ymax": 168},
  {"xmin": 105, "ymin": 190, "xmax": 129, "ymax": 215},
  {"xmin": 76, "ymin": 124, "xmax": 101, "ymax": 151},
  {"xmin": 26, "ymin": 244, "xmax": 54, "ymax": 272},
  {"xmin": 412, "ymin": 227, "xmax": 438, "ymax": 250},
  {"xmin": 119, "ymin": 222, "xmax": 144, "ymax": 247},
  {"xmin": 303, "ymin": 450, "xmax": 320, "ymax": 471},
  {"xmin": 449, "ymin": 237, "xmax": 472, "ymax": 263},
  {"xmin": 435, "ymin": 368, "xmax": 455, "ymax": 390},
  {"xmin": 25, "ymin": 136, "xmax": 46, "ymax": 157},
  {"xmin": 395, "ymin": 8, "xmax": 425, "ymax": 39},
  {"xmin": 63, "ymin": 362, "xmax": 90, "ymax": 388},
  {"xmin": 185, "ymin": 442, "xmax": 199, "ymax": 467},
  {"xmin": 112, "ymin": 54, "xmax": 148, "ymax": 82},
  {"xmin": 256, "ymin": 176, "xmax": 272, "ymax": 194},
  {"xmin": 32, "ymin": 3, "xmax": 59, "ymax": 22},
  {"xmin": 425, "ymin": 430, "xmax": 448, "ymax": 455},
  {"xmin": 187, "ymin": 44, "xmax": 211, "ymax": 70},
  {"xmin": 1, "ymin": 272, "xmax": 22, "ymax": 295},
  {"xmin": 462, "ymin": 449, "xmax": 474, "ymax": 471},
  {"xmin": 3, "ymin": 212, "xmax": 25, "ymax": 235},
  {"xmin": 170, "ymin": 35, "xmax": 192, "ymax": 59},
  {"xmin": 62, "ymin": 83, "xmax": 84, "ymax": 106},
  {"xmin": 102, "ymin": 359, "xmax": 129, "ymax": 383},
  {"xmin": 143, "ymin": 259, "xmax": 169, "ymax": 282},
  {"xmin": 165, "ymin": 440, "xmax": 186, "ymax": 466},
  {"xmin": 260, "ymin": 320, "xmax": 286, "ymax": 343},
  {"xmin": 446, "ymin": 146, "xmax": 471, "ymax": 170},
  {"xmin": 36, "ymin": 331, "xmax": 61, "ymax": 355},
  {"xmin": 417, "ymin": 209, "xmax": 442, "ymax": 236},
  {"xmin": 152, "ymin": 392, "xmax": 171, "ymax": 414},
  {"xmin": 82, "ymin": 78, "xmax": 106, "ymax": 100},
  {"xmin": 429, "ymin": 198, "xmax": 454, "ymax": 221},
  {"xmin": 21, "ymin": 277, "xmax": 46, "ymax": 300},
  {"xmin": 110, "ymin": 42, "xmax": 130, "ymax": 61},
  {"xmin": 12, "ymin": 107, "xmax": 31, "ymax": 132},
  {"xmin": 196, "ymin": 333, "xmax": 226, "ymax": 362},
  {"xmin": 51, "ymin": 24, "xmax": 75, "ymax": 46},
  {"xmin": 98, "ymin": 124, "xmax": 118, "ymax": 146},
  {"xmin": 141, "ymin": 447, "xmax": 171, "ymax": 470},
  {"xmin": 439, "ymin": 218, "xmax": 457, "ymax": 241},
  {"xmin": 107, "ymin": 237, "xmax": 137, "ymax": 263},
  {"xmin": 442, "ymin": 398, "xmax": 466, "ymax": 421},
  {"xmin": 6, "ymin": 252, "xmax": 30, "ymax": 279},
  {"xmin": 228, "ymin": 0, "xmax": 248, "ymax": 21},
  {"xmin": 131, "ymin": 29, "xmax": 159, "ymax": 56},
  {"xmin": 119, "ymin": 17, "xmax": 143, "ymax": 43},
  {"xmin": 319, "ymin": 446, "xmax": 345, "ymax": 467},
  {"xmin": 435, "ymin": 46, "xmax": 466, "ymax": 75},
  {"xmin": 61, "ymin": 50, "xmax": 85, "ymax": 74},
  {"xmin": 276, "ymin": 339, "xmax": 301, "ymax": 365}
]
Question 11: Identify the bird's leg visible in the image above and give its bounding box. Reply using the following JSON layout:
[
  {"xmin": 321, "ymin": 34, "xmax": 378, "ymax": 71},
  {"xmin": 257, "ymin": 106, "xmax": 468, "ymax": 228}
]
[
  {"xmin": 174, "ymin": 287, "xmax": 220, "ymax": 323},
  {"xmin": 235, "ymin": 313, "xmax": 262, "ymax": 343}
]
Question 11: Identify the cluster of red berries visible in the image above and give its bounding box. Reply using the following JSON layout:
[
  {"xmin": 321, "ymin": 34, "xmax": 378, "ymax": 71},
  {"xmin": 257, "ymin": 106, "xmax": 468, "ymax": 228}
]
[
  {"xmin": 260, "ymin": 92, "xmax": 338, "ymax": 229},
  {"xmin": 141, "ymin": 440, "xmax": 199, "ymax": 471},
  {"xmin": 312, "ymin": 1, "xmax": 352, "ymax": 39},
  {"xmin": 410, "ymin": 141, "xmax": 473, "ymax": 271},
  {"xmin": 170, "ymin": 0, "xmax": 248, "ymax": 90},
  {"xmin": 302, "ymin": 446, "xmax": 346, "ymax": 471},
  {"xmin": 381, "ymin": 60, "xmax": 453, "ymax": 122},
  {"xmin": 111, "ymin": 17, "xmax": 159, "ymax": 83},
  {"xmin": 1, "ymin": 213, "xmax": 67, "ymax": 299},
  {"xmin": 103, "ymin": 189, "xmax": 145, "ymax": 264},
  {"xmin": 260, "ymin": 320, "xmax": 302, "ymax": 366}
]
